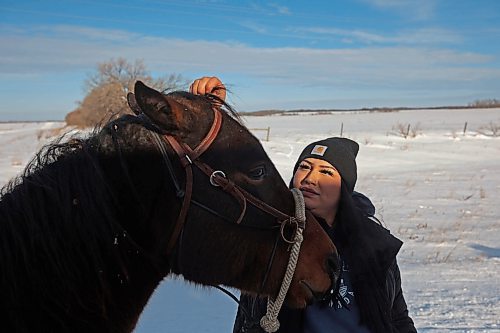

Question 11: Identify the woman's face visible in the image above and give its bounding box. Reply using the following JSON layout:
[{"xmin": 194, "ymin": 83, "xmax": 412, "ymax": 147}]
[{"xmin": 292, "ymin": 158, "xmax": 342, "ymax": 224}]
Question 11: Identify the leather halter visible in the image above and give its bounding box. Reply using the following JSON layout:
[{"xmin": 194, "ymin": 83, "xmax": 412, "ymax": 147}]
[{"xmin": 161, "ymin": 106, "xmax": 299, "ymax": 254}]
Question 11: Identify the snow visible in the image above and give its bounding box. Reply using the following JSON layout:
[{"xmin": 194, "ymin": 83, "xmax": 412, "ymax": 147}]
[{"xmin": 1, "ymin": 108, "xmax": 499, "ymax": 332}]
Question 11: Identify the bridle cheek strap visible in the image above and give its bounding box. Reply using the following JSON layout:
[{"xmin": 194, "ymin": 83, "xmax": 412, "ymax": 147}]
[
  {"xmin": 164, "ymin": 108, "xmax": 227, "ymax": 253},
  {"xmin": 191, "ymin": 105, "xmax": 222, "ymax": 159}
]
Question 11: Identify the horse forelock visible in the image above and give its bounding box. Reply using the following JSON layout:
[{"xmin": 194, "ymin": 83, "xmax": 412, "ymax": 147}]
[{"xmin": 166, "ymin": 90, "xmax": 242, "ymax": 124}]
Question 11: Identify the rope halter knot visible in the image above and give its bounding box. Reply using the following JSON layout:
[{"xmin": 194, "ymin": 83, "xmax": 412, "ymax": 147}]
[{"xmin": 260, "ymin": 188, "xmax": 306, "ymax": 333}]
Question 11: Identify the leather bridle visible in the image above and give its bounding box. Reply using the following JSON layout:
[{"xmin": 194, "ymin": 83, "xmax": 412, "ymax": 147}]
[
  {"xmin": 150, "ymin": 106, "xmax": 304, "ymax": 255},
  {"xmin": 136, "ymin": 101, "xmax": 310, "ymax": 332}
]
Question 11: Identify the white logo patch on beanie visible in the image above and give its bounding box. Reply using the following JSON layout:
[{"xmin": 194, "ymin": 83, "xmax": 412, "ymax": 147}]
[{"xmin": 311, "ymin": 145, "xmax": 328, "ymax": 156}]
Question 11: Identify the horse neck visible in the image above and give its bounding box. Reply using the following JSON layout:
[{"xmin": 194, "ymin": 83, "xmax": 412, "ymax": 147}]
[
  {"xmin": 93, "ymin": 144, "xmax": 177, "ymax": 327},
  {"xmin": 0, "ymin": 139, "xmax": 172, "ymax": 332}
]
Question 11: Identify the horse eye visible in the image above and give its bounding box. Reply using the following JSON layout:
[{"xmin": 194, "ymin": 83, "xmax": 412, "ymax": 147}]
[{"xmin": 248, "ymin": 166, "xmax": 266, "ymax": 180}]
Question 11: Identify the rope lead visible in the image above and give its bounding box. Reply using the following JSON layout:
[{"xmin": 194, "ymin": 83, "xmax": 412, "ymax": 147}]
[{"xmin": 260, "ymin": 188, "xmax": 305, "ymax": 333}]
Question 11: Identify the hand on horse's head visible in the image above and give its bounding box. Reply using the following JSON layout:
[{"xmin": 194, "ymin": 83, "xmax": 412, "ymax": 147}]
[{"xmin": 190, "ymin": 76, "xmax": 226, "ymax": 103}]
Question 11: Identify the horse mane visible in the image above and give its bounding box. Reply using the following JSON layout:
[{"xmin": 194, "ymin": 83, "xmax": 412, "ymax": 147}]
[{"xmin": 0, "ymin": 116, "xmax": 151, "ymax": 328}]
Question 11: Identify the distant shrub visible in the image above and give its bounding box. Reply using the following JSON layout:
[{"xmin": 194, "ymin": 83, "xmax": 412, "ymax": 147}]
[
  {"xmin": 375, "ymin": 107, "xmax": 400, "ymax": 113},
  {"xmin": 477, "ymin": 121, "xmax": 500, "ymax": 137},
  {"xmin": 245, "ymin": 110, "xmax": 284, "ymax": 116},
  {"xmin": 468, "ymin": 99, "xmax": 500, "ymax": 108},
  {"xmin": 391, "ymin": 122, "xmax": 422, "ymax": 138}
]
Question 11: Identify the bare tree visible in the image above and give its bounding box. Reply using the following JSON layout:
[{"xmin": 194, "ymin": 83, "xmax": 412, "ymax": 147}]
[{"xmin": 66, "ymin": 58, "xmax": 189, "ymax": 128}]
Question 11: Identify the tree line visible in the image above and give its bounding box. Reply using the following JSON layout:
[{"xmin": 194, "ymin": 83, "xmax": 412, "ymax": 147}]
[{"xmin": 468, "ymin": 99, "xmax": 500, "ymax": 108}]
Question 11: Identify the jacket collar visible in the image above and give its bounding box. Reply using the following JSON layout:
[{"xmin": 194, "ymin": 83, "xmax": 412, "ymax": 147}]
[{"xmin": 316, "ymin": 210, "xmax": 402, "ymax": 279}]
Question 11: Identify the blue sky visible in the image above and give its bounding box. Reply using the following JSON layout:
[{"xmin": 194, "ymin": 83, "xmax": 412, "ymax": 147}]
[{"xmin": 1, "ymin": 0, "xmax": 500, "ymax": 120}]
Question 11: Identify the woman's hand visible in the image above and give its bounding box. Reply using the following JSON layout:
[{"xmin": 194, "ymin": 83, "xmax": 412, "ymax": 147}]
[{"xmin": 189, "ymin": 76, "xmax": 226, "ymax": 103}]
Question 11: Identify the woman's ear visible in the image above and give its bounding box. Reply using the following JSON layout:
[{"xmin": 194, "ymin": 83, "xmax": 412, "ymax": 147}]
[{"xmin": 133, "ymin": 81, "xmax": 186, "ymax": 133}]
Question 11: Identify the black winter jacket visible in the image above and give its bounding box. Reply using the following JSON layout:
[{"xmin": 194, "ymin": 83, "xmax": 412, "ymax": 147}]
[{"xmin": 233, "ymin": 191, "xmax": 416, "ymax": 333}]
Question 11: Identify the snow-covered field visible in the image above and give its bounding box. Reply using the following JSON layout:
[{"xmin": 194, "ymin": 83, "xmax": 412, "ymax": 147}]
[{"xmin": 1, "ymin": 108, "xmax": 499, "ymax": 332}]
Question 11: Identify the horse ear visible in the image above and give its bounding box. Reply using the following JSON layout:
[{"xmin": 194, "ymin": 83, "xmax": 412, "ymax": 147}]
[
  {"xmin": 133, "ymin": 81, "xmax": 185, "ymax": 132},
  {"xmin": 126, "ymin": 92, "xmax": 142, "ymax": 115}
]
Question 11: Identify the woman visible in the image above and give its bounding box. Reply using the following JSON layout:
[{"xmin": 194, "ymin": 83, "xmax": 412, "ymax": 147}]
[{"xmin": 190, "ymin": 77, "xmax": 416, "ymax": 333}]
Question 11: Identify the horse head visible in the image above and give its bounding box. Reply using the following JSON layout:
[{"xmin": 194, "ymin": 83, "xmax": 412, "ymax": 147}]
[{"xmin": 128, "ymin": 81, "xmax": 338, "ymax": 308}]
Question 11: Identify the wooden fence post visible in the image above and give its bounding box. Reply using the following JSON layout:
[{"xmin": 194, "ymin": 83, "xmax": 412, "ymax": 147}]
[
  {"xmin": 340, "ymin": 122, "xmax": 344, "ymax": 137},
  {"xmin": 248, "ymin": 127, "xmax": 271, "ymax": 142},
  {"xmin": 463, "ymin": 121, "xmax": 468, "ymax": 135}
]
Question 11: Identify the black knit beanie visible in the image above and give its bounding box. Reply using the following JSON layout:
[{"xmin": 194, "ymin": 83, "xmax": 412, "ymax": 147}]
[{"xmin": 292, "ymin": 137, "xmax": 359, "ymax": 193}]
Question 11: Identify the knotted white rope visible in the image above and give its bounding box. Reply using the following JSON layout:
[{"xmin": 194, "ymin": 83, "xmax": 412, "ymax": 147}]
[{"xmin": 260, "ymin": 188, "xmax": 306, "ymax": 333}]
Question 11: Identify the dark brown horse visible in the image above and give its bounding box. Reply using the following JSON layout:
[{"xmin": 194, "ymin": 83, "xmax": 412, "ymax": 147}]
[{"xmin": 0, "ymin": 81, "xmax": 337, "ymax": 332}]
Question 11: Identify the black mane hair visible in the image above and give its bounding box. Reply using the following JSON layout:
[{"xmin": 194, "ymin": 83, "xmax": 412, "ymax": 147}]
[{"xmin": 0, "ymin": 114, "xmax": 155, "ymax": 330}]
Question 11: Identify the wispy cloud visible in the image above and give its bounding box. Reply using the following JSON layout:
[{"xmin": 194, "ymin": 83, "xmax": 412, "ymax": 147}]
[
  {"xmin": 248, "ymin": 2, "xmax": 291, "ymax": 16},
  {"xmin": 361, "ymin": 0, "xmax": 438, "ymax": 21},
  {"xmin": 47, "ymin": 25, "xmax": 134, "ymax": 42},
  {"xmin": 238, "ymin": 20, "xmax": 268, "ymax": 34},
  {"xmin": 1, "ymin": 25, "xmax": 496, "ymax": 83},
  {"xmin": 268, "ymin": 3, "xmax": 291, "ymax": 15},
  {"xmin": 291, "ymin": 27, "xmax": 462, "ymax": 45}
]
